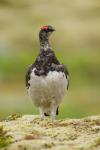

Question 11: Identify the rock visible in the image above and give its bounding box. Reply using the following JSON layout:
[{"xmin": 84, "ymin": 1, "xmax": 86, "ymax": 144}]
[{"xmin": 0, "ymin": 114, "xmax": 100, "ymax": 150}]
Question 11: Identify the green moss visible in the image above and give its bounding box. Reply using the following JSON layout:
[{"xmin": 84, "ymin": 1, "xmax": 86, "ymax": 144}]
[
  {"xmin": 0, "ymin": 126, "xmax": 12, "ymax": 148},
  {"xmin": 6, "ymin": 113, "xmax": 22, "ymax": 121},
  {"xmin": 42, "ymin": 142, "xmax": 55, "ymax": 149}
]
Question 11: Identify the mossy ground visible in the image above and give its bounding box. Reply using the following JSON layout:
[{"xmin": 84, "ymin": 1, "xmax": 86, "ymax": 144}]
[{"xmin": 0, "ymin": 115, "xmax": 100, "ymax": 150}]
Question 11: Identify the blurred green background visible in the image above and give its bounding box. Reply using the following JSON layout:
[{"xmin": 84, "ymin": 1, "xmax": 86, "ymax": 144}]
[{"xmin": 0, "ymin": 0, "xmax": 100, "ymax": 119}]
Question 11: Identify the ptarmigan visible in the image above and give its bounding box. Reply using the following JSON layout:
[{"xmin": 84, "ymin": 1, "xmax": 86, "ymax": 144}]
[{"xmin": 25, "ymin": 25, "xmax": 69, "ymax": 120}]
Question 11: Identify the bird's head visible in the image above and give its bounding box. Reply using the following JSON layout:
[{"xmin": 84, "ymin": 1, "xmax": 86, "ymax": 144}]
[{"xmin": 39, "ymin": 25, "xmax": 55, "ymax": 40}]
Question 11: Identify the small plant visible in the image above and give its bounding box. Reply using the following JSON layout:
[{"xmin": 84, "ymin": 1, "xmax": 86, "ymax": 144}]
[{"xmin": 0, "ymin": 125, "xmax": 12, "ymax": 148}]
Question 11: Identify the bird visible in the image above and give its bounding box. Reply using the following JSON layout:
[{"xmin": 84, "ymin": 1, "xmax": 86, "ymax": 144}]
[{"xmin": 25, "ymin": 25, "xmax": 69, "ymax": 120}]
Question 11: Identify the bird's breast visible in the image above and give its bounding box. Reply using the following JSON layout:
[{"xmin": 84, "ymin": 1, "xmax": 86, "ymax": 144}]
[{"xmin": 28, "ymin": 68, "xmax": 68, "ymax": 106}]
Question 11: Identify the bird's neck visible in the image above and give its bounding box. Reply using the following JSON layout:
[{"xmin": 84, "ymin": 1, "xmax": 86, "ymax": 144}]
[{"xmin": 39, "ymin": 37, "xmax": 51, "ymax": 51}]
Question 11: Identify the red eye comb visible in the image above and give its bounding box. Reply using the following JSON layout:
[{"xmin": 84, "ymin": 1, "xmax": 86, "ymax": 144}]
[{"xmin": 41, "ymin": 26, "xmax": 48, "ymax": 30}]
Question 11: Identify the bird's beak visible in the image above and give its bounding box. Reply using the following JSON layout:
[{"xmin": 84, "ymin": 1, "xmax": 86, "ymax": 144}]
[{"xmin": 53, "ymin": 29, "xmax": 56, "ymax": 32}]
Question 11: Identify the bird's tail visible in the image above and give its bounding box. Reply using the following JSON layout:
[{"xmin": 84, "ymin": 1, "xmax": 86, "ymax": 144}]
[{"xmin": 56, "ymin": 107, "xmax": 59, "ymax": 115}]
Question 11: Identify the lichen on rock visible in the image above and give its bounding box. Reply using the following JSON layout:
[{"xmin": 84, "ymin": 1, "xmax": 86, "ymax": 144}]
[{"xmin": 0, "ymin": 115, "xmax": 100, "ymax": 150}]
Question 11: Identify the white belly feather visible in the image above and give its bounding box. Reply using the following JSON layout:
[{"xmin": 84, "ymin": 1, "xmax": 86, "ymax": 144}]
[{"xmin": 28, "ymin": 68, "xmax": 67, "ymax": 107}]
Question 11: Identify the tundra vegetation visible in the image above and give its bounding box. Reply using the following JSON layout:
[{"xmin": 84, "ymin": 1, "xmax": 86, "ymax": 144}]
[{"xmin": 0, "ymin": 115, "xmax": 100, "ymax": 150}]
